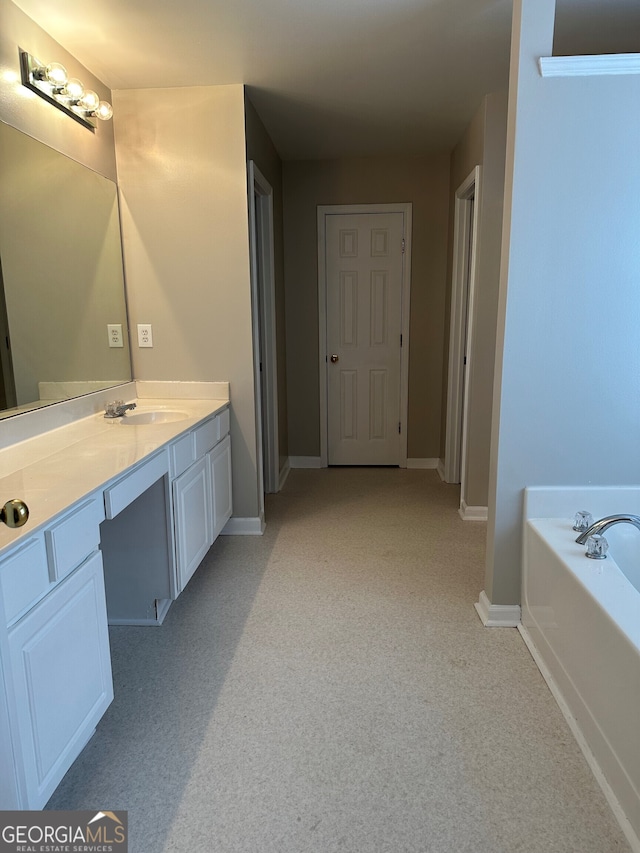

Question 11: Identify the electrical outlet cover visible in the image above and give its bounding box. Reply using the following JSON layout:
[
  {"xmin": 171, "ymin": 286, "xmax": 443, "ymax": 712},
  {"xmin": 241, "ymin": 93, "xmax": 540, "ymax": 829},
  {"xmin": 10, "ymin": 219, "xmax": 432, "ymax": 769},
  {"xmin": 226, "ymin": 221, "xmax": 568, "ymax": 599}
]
[
  {"xmin": 137, "ymin": 324, "xmax": 153, "ymax": 347},
  {"xmin": 108, "ymin": 324, "xmax": 123, "ymax": 348}
]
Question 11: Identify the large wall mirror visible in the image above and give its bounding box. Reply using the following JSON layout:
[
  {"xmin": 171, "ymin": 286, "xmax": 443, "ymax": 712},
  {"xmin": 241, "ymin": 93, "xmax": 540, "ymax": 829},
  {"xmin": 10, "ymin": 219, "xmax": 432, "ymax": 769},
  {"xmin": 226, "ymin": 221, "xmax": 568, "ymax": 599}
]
[{"xmin": 0, "ymin": 121, "xmax": 131, "ymax": 418}]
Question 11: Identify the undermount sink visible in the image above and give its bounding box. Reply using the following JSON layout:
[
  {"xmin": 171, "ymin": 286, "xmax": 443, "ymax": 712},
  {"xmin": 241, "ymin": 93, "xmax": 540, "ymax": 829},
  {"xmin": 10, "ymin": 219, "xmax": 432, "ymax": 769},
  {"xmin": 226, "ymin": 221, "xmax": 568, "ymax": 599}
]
[{"xmin": 119, "ymin": 410, "xmax": 189, "ymax": 425}]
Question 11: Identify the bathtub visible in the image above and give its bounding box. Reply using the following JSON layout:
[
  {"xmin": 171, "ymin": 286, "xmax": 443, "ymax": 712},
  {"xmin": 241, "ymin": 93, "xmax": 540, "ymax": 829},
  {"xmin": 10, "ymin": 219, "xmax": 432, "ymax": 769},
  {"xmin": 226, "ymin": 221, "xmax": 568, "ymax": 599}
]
[{"xmin": 522, "ymin": 487, "xmax": 640, "ymax": 851}]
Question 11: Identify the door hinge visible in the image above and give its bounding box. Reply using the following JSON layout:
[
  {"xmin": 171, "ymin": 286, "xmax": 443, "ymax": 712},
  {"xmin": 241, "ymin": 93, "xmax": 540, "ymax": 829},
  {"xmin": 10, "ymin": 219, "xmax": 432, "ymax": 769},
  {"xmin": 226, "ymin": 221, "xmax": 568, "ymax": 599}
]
[
  {"xmin": 401, "ymin": 237, "xmax": 405, "ymax": 254},
  {"xmin": 398, "ymin": 421, "xmax": 401, "ymax": 434}
]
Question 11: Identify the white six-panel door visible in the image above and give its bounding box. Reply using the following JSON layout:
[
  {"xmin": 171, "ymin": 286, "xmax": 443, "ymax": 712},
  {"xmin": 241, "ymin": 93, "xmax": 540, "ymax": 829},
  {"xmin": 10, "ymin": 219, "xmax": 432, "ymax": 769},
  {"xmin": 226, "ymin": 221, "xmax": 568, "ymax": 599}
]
[{"xmin": 325, "ymin": 212, "xmax": 404, "ymax": 465}]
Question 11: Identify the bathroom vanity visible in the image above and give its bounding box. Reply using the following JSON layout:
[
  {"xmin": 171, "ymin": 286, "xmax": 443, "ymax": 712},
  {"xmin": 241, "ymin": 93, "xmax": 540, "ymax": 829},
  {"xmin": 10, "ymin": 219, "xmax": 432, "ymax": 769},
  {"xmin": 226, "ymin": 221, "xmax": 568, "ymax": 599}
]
[{"xmin": 0, "ymin": 386, "xmax": 232, "ymax": 809}]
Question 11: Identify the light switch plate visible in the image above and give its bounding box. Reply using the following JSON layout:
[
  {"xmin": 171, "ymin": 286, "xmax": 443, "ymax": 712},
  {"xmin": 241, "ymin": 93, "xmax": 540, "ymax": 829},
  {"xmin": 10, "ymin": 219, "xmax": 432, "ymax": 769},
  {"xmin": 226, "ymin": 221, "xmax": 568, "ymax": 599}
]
[
  {"xmin": 107, "ymin": 324, "xmax": 123, "ymax": 348},
  {"xmin": 137, "ymin": 324, "xmax": 153, "ymax": 347}
]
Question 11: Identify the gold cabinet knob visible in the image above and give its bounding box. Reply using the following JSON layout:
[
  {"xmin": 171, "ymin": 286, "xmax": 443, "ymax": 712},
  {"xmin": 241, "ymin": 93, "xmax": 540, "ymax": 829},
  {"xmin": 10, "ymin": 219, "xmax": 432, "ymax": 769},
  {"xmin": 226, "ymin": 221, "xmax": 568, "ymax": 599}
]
[{"xmin": 1, "ymin": 499, "xmax": 29, "ymax": 528}]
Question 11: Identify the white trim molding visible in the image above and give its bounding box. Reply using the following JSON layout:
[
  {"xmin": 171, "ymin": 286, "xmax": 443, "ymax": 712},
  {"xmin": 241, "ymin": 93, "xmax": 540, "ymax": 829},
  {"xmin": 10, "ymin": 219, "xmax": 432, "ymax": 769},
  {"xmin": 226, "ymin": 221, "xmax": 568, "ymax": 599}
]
[
  {"xmin": 289, "ymin": 456, "xmax": 322, "ymax": 469},
  {"xmin": 406, "ymin": 458, "xmax": 439, "ymax": 469},
  {"xmin": 539, "ymin": 53, "xmax": 640, "ymax": 78},
  {"xmin": 519, "ymin": 625, "xmax": 640, "ymax": 853},
  {"xmin": 444, "ymin": 167, "xmax": 482, "ymax": 489},
  {"xmin": 474, "ymin": 591, "xmax": 520, "ymax": 627},
  {"xmin": 317, "ymin": 203, "xmax": 412, "ymax": 469},
  {"xmin": 248, "ymin": 161, "xmax": 279, "ymax": 498},
  {"xmin": 436, "ymin": 459, "xmax": 445, "ymax": 481},
  {"xmin": 279, "ymin": 458, "xmax": 291, "ymax": 490},
  {"xmin": 458, "ymin": 501, "xmax": 488, "ymax": 522},
  {"xmin": 221, "ymin": 517, "xmax": 265, "ymax": 535}
]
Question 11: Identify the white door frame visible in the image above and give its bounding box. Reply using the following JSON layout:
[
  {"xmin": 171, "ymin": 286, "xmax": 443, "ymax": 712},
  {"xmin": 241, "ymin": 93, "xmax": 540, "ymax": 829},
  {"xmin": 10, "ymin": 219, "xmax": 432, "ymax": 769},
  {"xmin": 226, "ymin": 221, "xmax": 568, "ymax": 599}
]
[
  {"xmin": 444, "ymin": 167, "xmax": 481, "ymax": 495},
  {"xmin": 317, "ymin": 203, "xmax": 412, "ymax": 468},
  {"xmin": 248, "ymin": 161, "xmax": 279, "ymax": 500}
]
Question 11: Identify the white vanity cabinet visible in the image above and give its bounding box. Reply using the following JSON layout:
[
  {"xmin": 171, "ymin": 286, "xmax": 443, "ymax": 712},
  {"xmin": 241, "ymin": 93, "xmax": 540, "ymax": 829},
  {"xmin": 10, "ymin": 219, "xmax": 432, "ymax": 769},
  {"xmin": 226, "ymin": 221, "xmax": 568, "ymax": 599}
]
[
  {"xmin": 173, "ymin": 456, "xmax": 213, "ymax": 591},
  {"xmin": 171, "ymin": 406, "xmax": 232, "ymax": 593},
  {"xmin": 0, "ymin": 395, "xmax": 231, "ymax": 809},
  {"xmin": 0, "ymin": 497, "xmax": 112, "ymax": 809},
  {"xmin": 209, "ymin": 434, "xmax": 232, "ymax": 539}
]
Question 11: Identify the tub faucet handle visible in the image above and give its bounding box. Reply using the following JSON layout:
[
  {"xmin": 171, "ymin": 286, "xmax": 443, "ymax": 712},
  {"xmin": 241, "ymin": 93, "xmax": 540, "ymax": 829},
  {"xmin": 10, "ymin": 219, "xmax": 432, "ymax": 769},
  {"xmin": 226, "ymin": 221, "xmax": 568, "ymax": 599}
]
[
  {"xmin": 585, "ymin": 534, "xmax": 608, "ymax": 560},
  {"xmin": 573, "ymin": 510, "xmax": 594, "ymax": 533}
]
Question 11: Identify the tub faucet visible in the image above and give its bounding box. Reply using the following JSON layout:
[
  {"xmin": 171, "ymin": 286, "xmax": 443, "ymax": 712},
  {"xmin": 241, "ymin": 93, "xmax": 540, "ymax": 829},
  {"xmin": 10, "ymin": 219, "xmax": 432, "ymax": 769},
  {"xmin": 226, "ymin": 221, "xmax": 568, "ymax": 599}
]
[
  {"xmin": 104, "ymin": 401, "xmax": 137, "ymax": 419},
  {"xmin": 575, "ymin": 514, "xmax": 640, "ymax": 545}
]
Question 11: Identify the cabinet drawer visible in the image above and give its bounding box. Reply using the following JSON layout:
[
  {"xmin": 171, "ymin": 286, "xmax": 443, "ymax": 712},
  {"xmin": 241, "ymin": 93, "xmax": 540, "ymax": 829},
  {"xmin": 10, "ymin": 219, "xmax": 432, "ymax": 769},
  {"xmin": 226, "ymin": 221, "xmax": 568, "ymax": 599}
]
[
  {"xmin": 218, "ymin": 407, "xmax": 230, "ymax": 438},
  {"xmin": 45, "ymin": 499, "xmax": 105, "ymax": 583},
  {"xmin": 104, "ymin": 450, "xmax": 169, "ymax": 519},
  {"xmin": 1, "ymin": 536, "xmax": 49, "ymax": 626},
  {"xmin": 193, "ymin": 417, "xmax": 219, "ymax": 458},
  {"xmin": 170, "ymin": 433, "xmax": 195, "ymax": 479}
]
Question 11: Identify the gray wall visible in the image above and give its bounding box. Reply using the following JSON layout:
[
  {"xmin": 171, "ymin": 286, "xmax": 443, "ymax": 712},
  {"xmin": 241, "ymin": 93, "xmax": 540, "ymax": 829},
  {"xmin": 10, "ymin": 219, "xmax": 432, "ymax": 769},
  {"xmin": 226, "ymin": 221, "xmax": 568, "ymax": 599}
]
[
  {"xmin": 442, "ymin": 92, "xmax": 507, "ymax": 507},
  {"xmin": 283, "ymin": 155, "xmax": 451, "ymax": 460},
  {"xmin": 0, "ymin": 0, "xmax": 116, "ymax": 180},
  {"xmin": 486, "ymin": 0, "xmax": 640, "ymax": 604},
  {"xmin": 244, "ymin": 95, "xmax": 289, "ymax": 473}
]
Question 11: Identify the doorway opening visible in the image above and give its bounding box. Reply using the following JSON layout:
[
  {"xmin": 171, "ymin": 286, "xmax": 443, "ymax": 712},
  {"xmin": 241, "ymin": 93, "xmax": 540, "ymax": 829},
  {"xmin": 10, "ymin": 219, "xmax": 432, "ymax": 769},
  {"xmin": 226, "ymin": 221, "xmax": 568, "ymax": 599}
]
[
  {"xmin": 0, "ymin": 259, "xmax": 16, "ymax": 411},
  {"xmin": 317, "ymin": 203, "xmax": 412, "ymax": 468},
  {"xmin": 444, "ymin": 166, "xmax": 481, "ymax": 516}
]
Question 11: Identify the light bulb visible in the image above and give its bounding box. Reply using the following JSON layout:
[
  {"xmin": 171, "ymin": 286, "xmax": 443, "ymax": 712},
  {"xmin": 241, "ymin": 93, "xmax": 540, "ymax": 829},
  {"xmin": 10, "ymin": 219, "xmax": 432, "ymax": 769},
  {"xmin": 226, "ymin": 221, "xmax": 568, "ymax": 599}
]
[
  {"xmin": 79, "ymin": 89, "xmax": 99, "ymax": 112},
  {"xmin": 63, "ymin": 78, "xmax": 84, "ymax": 100},
  {"xmin": 45, "ymin": 62, "xmax": 68, "ymax": 87},
  {"xmin": 94, "ymin": 100, "xmax": 113, "ymax": 121}
]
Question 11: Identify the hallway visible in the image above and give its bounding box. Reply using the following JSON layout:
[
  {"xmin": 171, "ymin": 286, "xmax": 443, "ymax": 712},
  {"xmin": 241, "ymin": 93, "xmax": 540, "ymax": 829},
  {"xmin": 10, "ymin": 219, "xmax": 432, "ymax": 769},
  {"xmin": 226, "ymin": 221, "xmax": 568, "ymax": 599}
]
[{"xmin": 47, "ymin": 469, "xmax": 630, "ymax": 852}]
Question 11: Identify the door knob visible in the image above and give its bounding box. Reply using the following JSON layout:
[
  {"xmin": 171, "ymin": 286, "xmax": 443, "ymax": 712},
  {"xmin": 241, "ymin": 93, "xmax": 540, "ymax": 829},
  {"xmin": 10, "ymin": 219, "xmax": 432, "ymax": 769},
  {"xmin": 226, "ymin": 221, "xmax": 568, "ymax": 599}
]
[
  {"xmin": 1, "ymin": 499, "xmax": 29, "ymax": 528},
  {"xmin": 330, "ymin": 354, "xmax": 339, "ymax": 363}
]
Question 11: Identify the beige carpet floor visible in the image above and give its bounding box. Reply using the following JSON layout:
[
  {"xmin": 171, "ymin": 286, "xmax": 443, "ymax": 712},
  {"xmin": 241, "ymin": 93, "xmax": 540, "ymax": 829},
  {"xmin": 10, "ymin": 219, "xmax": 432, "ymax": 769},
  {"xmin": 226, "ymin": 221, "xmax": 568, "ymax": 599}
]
[{"xmin": 48, "ymin": 468, "xmax": 631, "ymax": 852}]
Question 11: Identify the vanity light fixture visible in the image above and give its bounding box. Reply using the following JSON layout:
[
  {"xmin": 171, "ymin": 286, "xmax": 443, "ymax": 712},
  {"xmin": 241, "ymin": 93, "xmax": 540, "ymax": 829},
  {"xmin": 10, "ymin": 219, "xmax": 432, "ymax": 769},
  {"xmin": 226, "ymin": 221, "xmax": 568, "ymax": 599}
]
[{"xmin": 19, "ymin": 49, "xmax": 113, "ymax": 131}]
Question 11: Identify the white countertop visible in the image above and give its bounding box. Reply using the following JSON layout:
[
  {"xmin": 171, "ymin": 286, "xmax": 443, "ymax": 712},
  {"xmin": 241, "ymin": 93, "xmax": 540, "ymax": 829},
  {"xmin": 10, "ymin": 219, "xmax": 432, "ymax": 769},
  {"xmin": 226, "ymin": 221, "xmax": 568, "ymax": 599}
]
[{"xmin": 0, "ymin": 398, "xmax": 229, "ymax": 555}]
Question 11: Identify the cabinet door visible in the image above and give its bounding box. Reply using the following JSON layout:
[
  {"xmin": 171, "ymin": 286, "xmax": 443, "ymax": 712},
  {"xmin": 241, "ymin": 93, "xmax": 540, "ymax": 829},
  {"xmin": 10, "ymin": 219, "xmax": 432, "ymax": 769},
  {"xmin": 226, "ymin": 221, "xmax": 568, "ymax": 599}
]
[
  {"xmin": 173, "ymin": 456, "xmax": 213, "ymax": 592},
  {"xmin": 210, "ymin": 434, "xmax": 233, "ymax": 540},
  {"xmin": 7, "ymin": 551, "xmax": 113, "ymax": 808}
]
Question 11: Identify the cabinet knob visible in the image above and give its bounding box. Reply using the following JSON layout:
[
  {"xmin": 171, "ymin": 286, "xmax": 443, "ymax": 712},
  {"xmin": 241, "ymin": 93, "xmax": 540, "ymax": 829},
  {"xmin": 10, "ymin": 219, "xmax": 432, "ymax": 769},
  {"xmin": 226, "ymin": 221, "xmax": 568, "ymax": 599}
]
[{"xmin": 1, "ymin": 499, "xmax": 29, "ymax": 528}]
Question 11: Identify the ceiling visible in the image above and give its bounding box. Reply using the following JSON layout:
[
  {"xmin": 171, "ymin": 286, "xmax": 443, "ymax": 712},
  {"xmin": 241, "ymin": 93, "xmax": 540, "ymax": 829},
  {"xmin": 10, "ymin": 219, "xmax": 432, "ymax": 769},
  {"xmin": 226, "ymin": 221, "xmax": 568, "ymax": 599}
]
[{"xmin": 11, "ymin": 0, "xmax": 640, "ymax": 161}]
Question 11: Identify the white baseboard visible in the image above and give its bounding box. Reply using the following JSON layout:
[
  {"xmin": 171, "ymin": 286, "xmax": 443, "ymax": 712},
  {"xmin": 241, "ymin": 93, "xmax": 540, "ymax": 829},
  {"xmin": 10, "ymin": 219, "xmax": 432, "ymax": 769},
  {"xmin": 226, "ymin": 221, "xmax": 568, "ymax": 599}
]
[
  {"xmin": 518, "ymin": 625, "xmax": 640, "ymax": 853},
  {"xmin": 436, "ymin": 459, "xmax": 445, "ymax": 481},
  {"xmin": 459, "ymin": 500, "xmax": 488, "ymax": 522},
  {"xmin": 289, "ymin": 456, "xmax": 322, "ymax": 468},
  {"xmin": 474, "ymin": 590, "xmax": 521, "ymax": 627},
  {"xmin": 406, "ymin": 458, "xmax": 439, "ymax": 469},
  {"xmin": 279, "ymin": 458, "xmax": 291, "ymax": 490},
  {"xmin": 221, "ymin": 516, "xmax": 265, "ymax": 535}
]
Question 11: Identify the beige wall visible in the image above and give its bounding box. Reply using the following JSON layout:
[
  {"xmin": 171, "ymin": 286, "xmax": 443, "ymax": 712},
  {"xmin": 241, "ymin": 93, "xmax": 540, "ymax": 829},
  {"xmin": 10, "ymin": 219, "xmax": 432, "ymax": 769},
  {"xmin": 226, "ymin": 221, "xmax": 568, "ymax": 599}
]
[
  {"xmin": 442, "ymin": 92, "xmax": 507, "ymax": 507},
  {"xmin": 113, "ymin": 84, "xmax": 260, "ymax": 520},
  {"xmin": 283, "ymin": 155, "xmax": 451, "ymax": 459},
  {"xmin": 0, "ymin": 0, "xmax": 116, "ymax": 180},
  {"xmin": 244, "ymin": 95, "xmax": 289, "ymax": 472}
]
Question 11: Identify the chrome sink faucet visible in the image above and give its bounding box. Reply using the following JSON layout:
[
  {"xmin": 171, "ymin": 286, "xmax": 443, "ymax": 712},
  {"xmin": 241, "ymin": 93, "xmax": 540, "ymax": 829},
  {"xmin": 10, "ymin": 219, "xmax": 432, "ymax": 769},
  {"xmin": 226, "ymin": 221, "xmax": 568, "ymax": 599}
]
[
  {"xmin": 104, "ymin": 401, "xmax": 137, "ymax": 419},
  {"xmin": 575, "ymin": 514, "xmax": 640, "ymax": 545}
]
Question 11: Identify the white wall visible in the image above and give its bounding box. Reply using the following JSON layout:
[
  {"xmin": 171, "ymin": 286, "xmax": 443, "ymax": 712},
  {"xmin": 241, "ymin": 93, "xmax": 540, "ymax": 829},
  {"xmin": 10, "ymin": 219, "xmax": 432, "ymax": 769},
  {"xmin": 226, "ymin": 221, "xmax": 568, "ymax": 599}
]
[
  {"xmin": 486, "ymin": 0, "xmax": 640, "ymax": 604},
  {"xmin": 113, "ymin": 84, "xmax": 260, "ymax": 521}
]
